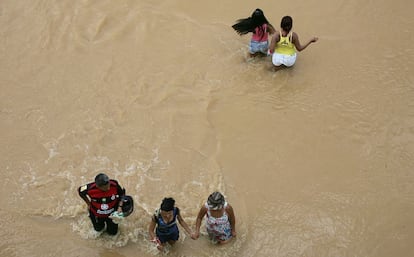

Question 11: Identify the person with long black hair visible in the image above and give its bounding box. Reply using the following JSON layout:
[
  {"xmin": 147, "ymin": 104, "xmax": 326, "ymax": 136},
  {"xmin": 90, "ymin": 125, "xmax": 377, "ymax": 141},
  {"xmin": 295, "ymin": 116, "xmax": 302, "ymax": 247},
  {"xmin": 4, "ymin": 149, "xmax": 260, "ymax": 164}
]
[{"xmin": 232, "ymin": 8, "xmax": 275, "ymax": 57}]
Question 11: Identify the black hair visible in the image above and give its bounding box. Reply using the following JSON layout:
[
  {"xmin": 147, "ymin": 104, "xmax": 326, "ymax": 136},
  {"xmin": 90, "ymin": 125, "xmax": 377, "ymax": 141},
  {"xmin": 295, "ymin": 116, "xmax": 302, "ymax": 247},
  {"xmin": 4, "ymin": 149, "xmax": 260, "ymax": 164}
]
[
  {"xmin": 95, "ymin": 173, "xmax": 109, "ymax": 186},
  {"xmin": 160, "ymin": 197, "xmax": 175, "ymax": 211},
  {"xmin": 281, "ymin": 16, "xmax": 293, "ymax": 32},
  {"xmin": 232, "ymin": 8, "xmax": 271, "ymax": 40}
]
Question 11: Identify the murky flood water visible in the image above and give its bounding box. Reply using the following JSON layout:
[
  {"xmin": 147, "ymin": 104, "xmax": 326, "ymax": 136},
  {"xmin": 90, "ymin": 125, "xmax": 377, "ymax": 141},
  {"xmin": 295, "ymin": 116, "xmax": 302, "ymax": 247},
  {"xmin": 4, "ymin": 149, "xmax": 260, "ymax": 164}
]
[{"xmin": 1, "ymin": 0, "xmax": 413, "ymax": 256}]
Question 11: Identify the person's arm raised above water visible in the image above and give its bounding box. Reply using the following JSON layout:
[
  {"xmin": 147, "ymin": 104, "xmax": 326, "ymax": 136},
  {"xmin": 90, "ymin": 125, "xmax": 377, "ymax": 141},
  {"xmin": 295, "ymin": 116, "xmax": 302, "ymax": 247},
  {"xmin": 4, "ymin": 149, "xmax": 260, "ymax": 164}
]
[{"xmin": 292, "ymin": 32, "xmax": 318, "ymax": 52}]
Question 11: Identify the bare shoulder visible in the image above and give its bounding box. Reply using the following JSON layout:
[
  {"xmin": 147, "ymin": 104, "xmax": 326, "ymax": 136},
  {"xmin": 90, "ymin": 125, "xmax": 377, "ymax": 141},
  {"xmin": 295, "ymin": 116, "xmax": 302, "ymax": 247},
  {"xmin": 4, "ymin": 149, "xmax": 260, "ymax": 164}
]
[
  {"xmin": 291, "ymin": 31, "xmax": 300, "ymax": 44},
  {"xmin": 177, "ymin": 211, "xmax": 184, "ymax": 221},
  {"xmin": 268, "ymin": 24, "xmax": 276, "ymax": 34},
  {"xmin": 225, "ymin": 203, "xmax": 234, "ymax": 212},
  {"xmin": 272, "ymin": 30, "xmax": 280, "ymax": 40},
  {"xmin": 198, "ymin": 205, "xmax": 208, "ymax": 214}
]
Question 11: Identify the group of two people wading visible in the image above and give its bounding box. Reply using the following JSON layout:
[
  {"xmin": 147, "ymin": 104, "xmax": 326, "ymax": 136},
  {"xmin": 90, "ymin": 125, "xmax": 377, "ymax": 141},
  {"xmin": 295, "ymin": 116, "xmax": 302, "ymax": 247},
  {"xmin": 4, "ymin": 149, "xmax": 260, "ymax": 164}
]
[
  {"xmin": 232, "ymin": 9, "xmax": 318, "ymax": 71},
  {"xmin": 78, "ymin": 173, "xmax": 236, "ymax": 251}
]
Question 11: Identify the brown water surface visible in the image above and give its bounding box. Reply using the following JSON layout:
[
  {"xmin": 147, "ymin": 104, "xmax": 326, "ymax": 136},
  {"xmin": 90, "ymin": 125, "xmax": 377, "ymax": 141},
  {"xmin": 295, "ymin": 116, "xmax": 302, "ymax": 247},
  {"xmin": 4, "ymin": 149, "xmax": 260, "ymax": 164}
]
[{"xmin": 1, "ymin": 0, "xmax": 413, "ymax": 256}]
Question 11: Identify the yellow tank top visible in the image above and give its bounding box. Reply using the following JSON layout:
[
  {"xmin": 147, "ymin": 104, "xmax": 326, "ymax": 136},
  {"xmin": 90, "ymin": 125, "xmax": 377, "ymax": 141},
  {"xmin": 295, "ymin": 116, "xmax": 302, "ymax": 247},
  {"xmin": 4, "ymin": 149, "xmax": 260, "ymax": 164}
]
[{"xmin": 275, "ymin": 31, "xmax": 296, "ymax": 55}]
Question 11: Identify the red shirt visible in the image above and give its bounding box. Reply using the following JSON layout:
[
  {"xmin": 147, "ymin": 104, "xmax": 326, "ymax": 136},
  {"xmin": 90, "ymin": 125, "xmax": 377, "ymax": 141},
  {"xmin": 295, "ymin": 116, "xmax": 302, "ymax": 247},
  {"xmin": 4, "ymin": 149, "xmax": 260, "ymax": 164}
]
[{"xmin": 78, "ymin": 180, "xmax": 124, "ymax": 218}]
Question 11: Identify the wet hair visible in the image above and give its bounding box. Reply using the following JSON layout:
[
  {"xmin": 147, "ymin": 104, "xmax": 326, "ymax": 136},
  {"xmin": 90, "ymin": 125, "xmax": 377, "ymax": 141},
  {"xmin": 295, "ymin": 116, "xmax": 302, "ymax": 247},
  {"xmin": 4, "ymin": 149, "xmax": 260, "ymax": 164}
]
[
  {"xmin": 281, "ymin": 16, "xmax": 293, "ymax": 32},
  {"xmin": 207, "ymin": 191, "xmax": 225, "ymax": 209},
  {"xmin": 160, "ymin": 197, "xmax": 175, "ymax": 212},
  {"xmin": 95, "ymin": 173, "xmax": 109, "ymax": 186},
  {"xmin": 232, "ymin": 8, "xmax": 271, "ymax": 39}
]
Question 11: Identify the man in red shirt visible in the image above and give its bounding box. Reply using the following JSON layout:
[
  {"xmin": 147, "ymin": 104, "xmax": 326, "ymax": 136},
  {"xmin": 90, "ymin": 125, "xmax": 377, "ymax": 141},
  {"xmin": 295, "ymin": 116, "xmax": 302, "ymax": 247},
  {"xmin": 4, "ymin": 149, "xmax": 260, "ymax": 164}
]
[{"xmin": 78, "ymin": 173, "xmax": 125, "ymax": 235}]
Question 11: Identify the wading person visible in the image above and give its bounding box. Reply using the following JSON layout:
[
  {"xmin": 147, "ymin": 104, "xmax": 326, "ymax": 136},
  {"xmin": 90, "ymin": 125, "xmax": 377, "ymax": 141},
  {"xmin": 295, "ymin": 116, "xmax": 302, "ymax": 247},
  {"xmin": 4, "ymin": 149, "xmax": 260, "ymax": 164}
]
[
  {"xmin": 194, "ymin": 191, "xmax": 236, "ymax": 244},
  {"xmin": 78, "ymin": 173, "xmax": 125, "ymax": 235},
  {"xmin": 149, "ymin": 197, "xmax": 196, "ymax": 251},
  {"xmin": 269, "ymin": 15, "xmax": 318, "ymax": 71},
  {"xmin": 232, "ymin": 8, "xmax": 275, "ymax": 57}
]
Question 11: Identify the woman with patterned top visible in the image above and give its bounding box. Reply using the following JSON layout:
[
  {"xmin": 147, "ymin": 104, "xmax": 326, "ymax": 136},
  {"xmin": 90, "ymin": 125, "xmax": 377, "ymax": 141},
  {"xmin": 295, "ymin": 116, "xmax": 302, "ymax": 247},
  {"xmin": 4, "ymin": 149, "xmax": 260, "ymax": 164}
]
[{"xmin": 194, "ymin": 192, "xmax": 236, "ymax": 244}]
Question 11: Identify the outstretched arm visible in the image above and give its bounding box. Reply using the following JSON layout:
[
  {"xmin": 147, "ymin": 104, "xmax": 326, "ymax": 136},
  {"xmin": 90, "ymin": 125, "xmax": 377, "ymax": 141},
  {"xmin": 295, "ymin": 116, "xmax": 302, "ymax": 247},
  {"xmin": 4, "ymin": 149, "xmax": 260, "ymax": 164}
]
[
  {"xmin": 194, "ymin": 206, "xmax": 207, "ymax": 239},
  {"xmin": 292, "ymin": 32, "xmax": 318, "ymax": 52}
]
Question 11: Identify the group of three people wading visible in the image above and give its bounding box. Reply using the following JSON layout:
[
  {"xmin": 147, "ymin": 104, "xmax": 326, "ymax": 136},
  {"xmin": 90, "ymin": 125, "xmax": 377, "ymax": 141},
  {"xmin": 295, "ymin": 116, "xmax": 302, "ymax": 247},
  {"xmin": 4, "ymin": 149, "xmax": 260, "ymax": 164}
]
[{"xmin": 78, "ymin": 173, "xmax": 236, "ymax": 251}]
